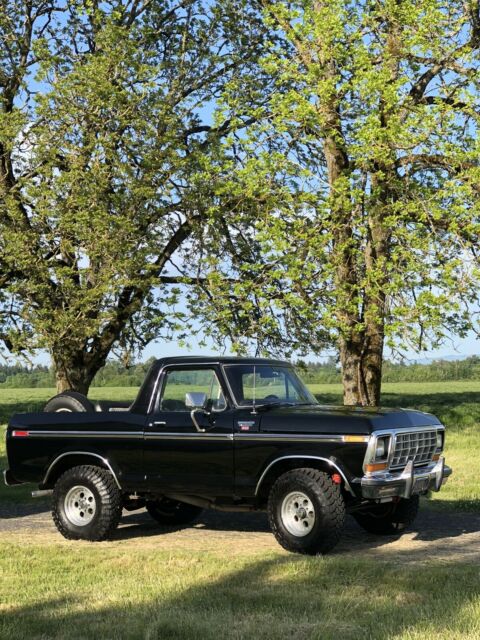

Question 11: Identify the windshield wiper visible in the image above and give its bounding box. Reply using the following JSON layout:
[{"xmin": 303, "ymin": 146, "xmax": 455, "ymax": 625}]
[{"xmin": 255, "ymin": 401, "xmax": 298, "ymax": 410}]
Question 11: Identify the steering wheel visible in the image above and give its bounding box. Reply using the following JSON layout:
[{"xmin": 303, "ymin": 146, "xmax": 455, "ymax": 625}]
[{"xmin": 263, "ymin": 394, "xmax": 279, "ymax": 401}]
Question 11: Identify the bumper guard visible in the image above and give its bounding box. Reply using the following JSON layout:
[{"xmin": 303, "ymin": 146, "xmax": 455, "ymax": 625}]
[{"xmin": 360, "ymin": 456, "xmax": 452, "ymax": 500}]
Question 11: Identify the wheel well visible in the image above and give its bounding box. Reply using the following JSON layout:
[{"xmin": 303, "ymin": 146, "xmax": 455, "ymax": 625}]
[
  {"xmin": 256, "ymin": 457, "xmax": 349, "ymax": 504},
  {"xmin": 42, "ymin": 453, "xmax": 118, "ymax": 489}
]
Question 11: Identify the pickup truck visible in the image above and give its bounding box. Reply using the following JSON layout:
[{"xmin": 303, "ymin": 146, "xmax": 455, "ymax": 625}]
[{"xmin": 3, "ymin": 356, "xmax": 452, "ymax": 555}]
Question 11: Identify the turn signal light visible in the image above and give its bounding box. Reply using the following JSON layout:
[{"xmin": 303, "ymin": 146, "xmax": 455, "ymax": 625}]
[
  {"xmin": 432, "ymin": 453, "xmax": 440, "ymax": 462},
  {"xmin": 365, "ymin": 462, "xmax": 388, "ymax": 473},
  {"xmin": 344, "ymin": 435, "xmax": 369, "ymax": 443}
]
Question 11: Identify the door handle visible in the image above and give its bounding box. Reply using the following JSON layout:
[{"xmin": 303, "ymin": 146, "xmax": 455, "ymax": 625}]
[{"xmin": 148, "ymin": 421, "xmax": 166, "ymax": 427}]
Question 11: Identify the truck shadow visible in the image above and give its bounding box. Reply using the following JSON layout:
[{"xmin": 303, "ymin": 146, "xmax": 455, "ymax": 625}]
[
  {"xmin": 2, "ymin": 553, "xmax": 479, "ymax": 639},
  {"xmin": 114, "ymin": 507, "xmax": 480, "ymax": 549}
]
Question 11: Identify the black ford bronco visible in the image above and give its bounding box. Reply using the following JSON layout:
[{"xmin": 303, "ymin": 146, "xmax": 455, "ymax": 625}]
[{"xmin": 4, "ymin": 357, "xmax": 452, "ymax": 554}]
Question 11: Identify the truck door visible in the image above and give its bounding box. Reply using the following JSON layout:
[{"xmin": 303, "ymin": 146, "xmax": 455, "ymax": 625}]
[{"xmin": 143, "ymin": 365, "xmax": 234, "ymax": 495}]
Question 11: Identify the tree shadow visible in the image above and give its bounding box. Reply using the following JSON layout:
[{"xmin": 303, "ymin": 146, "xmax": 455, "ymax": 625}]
[
  {"xmin": 114, "ymin": 508, "xmax": 480, "ymax": 554},
  {"xmin": 1, "ymin": 552, "xmax": 479, "ymax": 640},
  {"xmin": 0, "ymin": 500, "xmax": 50, "ymax": 519},
  {"xmin": 0, "ymin": 399, "xmax": 46, "ymax": 425},
  {"xmin": 314, "ymin": 390, "xmax": 480, "ymax": 432}
]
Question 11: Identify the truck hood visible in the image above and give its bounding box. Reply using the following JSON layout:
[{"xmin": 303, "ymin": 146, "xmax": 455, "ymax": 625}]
[{"xmin": 259, "ymin": 404, "xmax": 441, "ymax": 436}]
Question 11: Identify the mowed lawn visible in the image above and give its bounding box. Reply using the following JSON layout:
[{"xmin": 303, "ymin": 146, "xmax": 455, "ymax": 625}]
[{"xmin": 0, "ymin": 382, "xmax": 479, "ymax": 639}]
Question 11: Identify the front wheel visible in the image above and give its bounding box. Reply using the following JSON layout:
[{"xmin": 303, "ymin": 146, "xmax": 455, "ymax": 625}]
[
  {"xmin": 146, "ymin": 498, "xmax": 203, "ymax": 526},
  {"xmin": 353, "ymin": 496, "xmax": 419, "ymax": 535},
  {"xmin": 52, "ymin": 465, "xmax": 122, "ymax": 541},
  {"xmin": 267, "ymin": 468, "xmax": 345, "ymax": 555}
]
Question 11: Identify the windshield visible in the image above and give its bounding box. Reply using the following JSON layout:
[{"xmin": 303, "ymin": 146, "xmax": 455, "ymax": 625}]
[{"xmin": 224, "ymin": 365, "xmax": 317, "ymax": 407}]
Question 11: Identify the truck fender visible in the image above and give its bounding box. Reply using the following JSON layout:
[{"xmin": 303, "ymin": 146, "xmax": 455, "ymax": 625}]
[
  {"xmin": 42, "ymin": 451, "xmax": 122, "ymax": 490},
  {"xmin": 255, "ymin": 455, "xmax": 355, "ymax": 497}
]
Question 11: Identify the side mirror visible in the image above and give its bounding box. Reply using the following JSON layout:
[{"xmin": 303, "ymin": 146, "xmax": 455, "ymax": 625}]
[{"xmin": 185, "ymin": 392, "xmax": 208, "ymax": 410}]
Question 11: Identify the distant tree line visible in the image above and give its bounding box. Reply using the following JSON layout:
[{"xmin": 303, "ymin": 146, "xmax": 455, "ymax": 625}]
[
  {"xmin": 298, "ymin": 356, "xmax": 480, "ymax": 384},
  {"xmin": 1, "ymin": 356, "xmax": 478, "ymax": 389}
]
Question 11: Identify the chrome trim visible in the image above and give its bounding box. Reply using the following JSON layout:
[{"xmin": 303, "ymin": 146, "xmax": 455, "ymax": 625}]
[
  {"xmin": 143, "ymin": 432, "xmax": 367, "ymax": 444},
  {"xmin": 32, "ymin": 489, "xmax": 53, "ymax": 498},
  {"xmin": 190, "ymin": 409, "xmax": 207, "ymax": 433},
  {"xmin": 255, "ymin": 455, "xmax": 355, "ymax": 496},
  {"xmin": 220, "ymin": 363, "xmax": 243, "ymax": 409},
  {"xmin": 150, "ymin": 363, "xmax": 229, "ymax": 415},
  {"xmin": 220, "ymin": 363, "xmax": 317, "ymax": 410},
  {"xmin": 42, "ymin": 452, "xmax": 122, "ymax": 489},
  {"xmin": 235, "ymin": 433, "xmax": 368, "ymax": 443},
  {"xmin": 145, "ymin": 432, "xmax": 233, "ymax": 440},
  {"xmin": 23, "ymin": 430, "xmax": 142, "ymax": 439},
  {"xmin": 3, "ymin": 469, "xmax": 23, "ymax": 486},
  {"xmin": 363, "ymin": 425, "xmax": 445, "ymax": 473},
  {"xmin": 359, "ymin": 456, "xmax": 452, "ymax": 500}
]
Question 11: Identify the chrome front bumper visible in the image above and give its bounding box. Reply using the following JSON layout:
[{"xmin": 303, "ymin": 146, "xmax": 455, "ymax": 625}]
[{"xmin": 360, "ymin": 457, "xmax": 452, "ymax": 500}]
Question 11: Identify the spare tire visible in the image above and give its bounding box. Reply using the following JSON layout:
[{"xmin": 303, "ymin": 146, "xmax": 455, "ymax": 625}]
[{"xmin": 44, "ymin": 391, "xmax": 94, "ymax": 413}]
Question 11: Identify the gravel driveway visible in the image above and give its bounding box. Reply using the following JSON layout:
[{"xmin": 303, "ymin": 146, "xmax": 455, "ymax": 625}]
[{"xmin": 1, "ymin": 502, "xmax": 479, "ymax": 563}]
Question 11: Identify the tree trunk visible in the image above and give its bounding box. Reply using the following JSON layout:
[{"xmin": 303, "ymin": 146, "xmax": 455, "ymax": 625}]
[
  {"xmin": 339, "ymin": 325, "xmax": 384, "ymax": 407},
  {"xmin": 54, "ymin": 364, "xmax": 95, "ymax": 395},
  {"xmin": 52, "ymin": 347, "xmax": 107, "ymax": 395},
  {"xmin": 339, "ymin": 336, "xmax": 363, "ymax": 405}
]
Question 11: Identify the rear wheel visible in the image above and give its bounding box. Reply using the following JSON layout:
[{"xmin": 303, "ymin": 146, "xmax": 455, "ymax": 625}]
[
  {"xmin": 353, "ymin": 496, "xmax": 419, "ymax": 535},
  {"xmin": 146, "ymin": 498, "xmax": 203, "ymax": 526},
  {"xmin": 52, "ymin": 465, "xmax": 122, "ymax": 540},
  {"xmin": 44, "ymin": 391, "xmax": 94, "ymax": 413},
  {"xmin": 267, "ymin": 468, "xmax": 345, "ymax": 555}
]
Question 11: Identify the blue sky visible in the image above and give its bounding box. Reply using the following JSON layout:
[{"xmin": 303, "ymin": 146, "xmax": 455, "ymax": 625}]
[{"xmin": 140, "ymin": 328, "xmax": 480, "ymax": 364}]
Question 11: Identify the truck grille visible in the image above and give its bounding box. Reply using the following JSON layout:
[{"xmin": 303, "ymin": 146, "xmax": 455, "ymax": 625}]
[{"xmin": 390, "ymin": 430, "xmax": 437, "ymax": 470}]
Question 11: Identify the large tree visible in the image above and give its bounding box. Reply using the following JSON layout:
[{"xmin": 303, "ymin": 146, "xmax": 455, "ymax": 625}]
[
  {"xmin": 194, "ymin": 0, "xmax": 480, "ymax": 405},
  {"xmin": 0, "ymin": 0, "xmax": 272, "ymax": 392}
]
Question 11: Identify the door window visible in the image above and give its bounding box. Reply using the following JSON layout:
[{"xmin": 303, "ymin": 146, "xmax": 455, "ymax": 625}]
[{"xmin": 160, "ymin": 368, "xmax": 227, "ymax": 412}]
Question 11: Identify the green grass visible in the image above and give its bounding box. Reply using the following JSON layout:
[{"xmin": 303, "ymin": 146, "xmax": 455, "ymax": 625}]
[
  {"xmin": 1, "ymin": 383, "xmax": 480, "ymax": 639},
  {"xmin": 1, "ymin": 544, "xmax": 479, "ymax": 640},
  {"xmin": 1, "ymin": 382, "xmax": 479, "ymax": 509}
]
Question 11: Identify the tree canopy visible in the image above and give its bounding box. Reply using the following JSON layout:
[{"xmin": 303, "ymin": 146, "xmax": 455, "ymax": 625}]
[
  {"xmin": 193, "ymin": 0, "xmax": 480, "ymax": 404},
  {"xmin": 1, "ymin": 1, "xmax": 479, "ymax": 403},
  {"xmin": 0, "ymin": 0, "xmax": 272, "ymax": 392}
]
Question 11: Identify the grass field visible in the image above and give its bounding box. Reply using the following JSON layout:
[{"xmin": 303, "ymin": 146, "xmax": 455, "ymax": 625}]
[
  {"xmin": 1, "ymin": 544, "xmax": 479, "ymax": 640},
  {"xmin": 1, "ymin": 382, "xmax": 479, "ymax": 639}
]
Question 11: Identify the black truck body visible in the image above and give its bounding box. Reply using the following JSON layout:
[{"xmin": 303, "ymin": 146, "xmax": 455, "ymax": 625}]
[{"xmin": 4, "ymin": 356, "xmax": 452, "ymax": 554}]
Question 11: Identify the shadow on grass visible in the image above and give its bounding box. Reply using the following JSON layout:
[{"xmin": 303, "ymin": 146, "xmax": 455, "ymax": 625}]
[
  {"xmin": 425, "ymin": 497, "xmax": 480, "ymax": 514},
  {"xmin": 1, "ymin": 554, "xmax": 479, "ymax": 640},
  {"xmin": 314, "ymin": 390, "xmax": 480, "ymax": 431},
  {"xmin": 0, "ymin": 399, "xmax": 46, "ymax": 425},
  {"xmin": 114, "ymin": 508, "xmax": 480, "ymax": 550}
]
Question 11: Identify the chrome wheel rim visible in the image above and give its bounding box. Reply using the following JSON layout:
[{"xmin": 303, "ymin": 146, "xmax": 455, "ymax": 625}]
[
  {"xmin": 280, "ymin": 491, "xmax": 315, "ymax": 537},
  {"xmin": 64, "ymin": 485, "xmax": 96, "ymax": 526}
]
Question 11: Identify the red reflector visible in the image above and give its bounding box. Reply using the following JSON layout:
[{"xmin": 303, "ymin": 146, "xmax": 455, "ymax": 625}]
[
  {"xmin": 12, "ymin": 430, "xmax": 29, "ymax": 437},
  {"xmin": 331, "ymin": 473, "xmax": 342, "ymax": 485}
]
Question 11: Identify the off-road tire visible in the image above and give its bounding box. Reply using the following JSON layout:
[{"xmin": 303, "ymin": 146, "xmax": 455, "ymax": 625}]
[
  {"xmin": 44, "ymin": 391, "xmax": 94, "ymax": 413},
  {"xmin": 267, "ymin": 468, "xmax": 345, "ymax": 555},
  {"xmin": 52, "ymin": 465, "xmax": 122, "ymax": 541},
  {"xmin": 146, "ymin": 498, "xmax": 203, "ymax": 526},
  {"xmin": 353, "ymin": 496, "xmax": 419, "ymax": 535}
]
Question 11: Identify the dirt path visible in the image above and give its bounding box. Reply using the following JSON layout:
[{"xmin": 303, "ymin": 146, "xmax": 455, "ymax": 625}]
[{"xmin": 1, "ymin": 502, "xmax": 479, "ymax": 563}]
